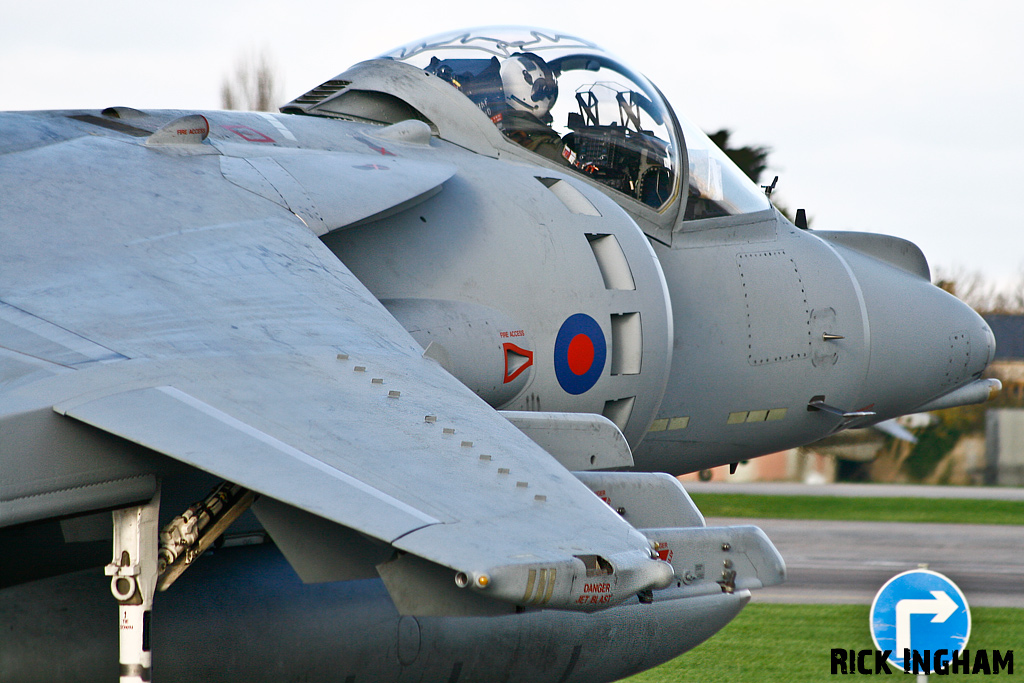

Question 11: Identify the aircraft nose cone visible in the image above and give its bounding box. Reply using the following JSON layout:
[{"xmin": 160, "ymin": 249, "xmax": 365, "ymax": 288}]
[
  {"xmin": 842, "ymin": 250, "xmax": 995, "ymax": 419},
  {"xmin": 956, "ymin": 301, "xmax": 995, "ymax": 380},
  {"xmin": 980, "ymin": 314, "xmax": 997, "ymax": 368}
]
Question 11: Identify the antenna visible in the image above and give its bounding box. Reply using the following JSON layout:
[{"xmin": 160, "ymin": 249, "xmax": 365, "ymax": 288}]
[{"xmin": 762, "ymin": 175, "xmax": 778, "ymax": 198}]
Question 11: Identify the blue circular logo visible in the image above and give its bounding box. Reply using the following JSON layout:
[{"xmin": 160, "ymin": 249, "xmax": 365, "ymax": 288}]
[
  {"xmin": 553, "ymin": 314, "xmax": 606, "ymax": 395},
  {"xmin": 870, "ymin": 569, "xmax": 971, "ymax": 673}
]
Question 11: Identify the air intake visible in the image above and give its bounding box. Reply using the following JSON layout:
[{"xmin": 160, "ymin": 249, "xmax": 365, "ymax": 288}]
[{"xmin": 283, "ymin": 80, "xmax": 352, "ymax": 111}]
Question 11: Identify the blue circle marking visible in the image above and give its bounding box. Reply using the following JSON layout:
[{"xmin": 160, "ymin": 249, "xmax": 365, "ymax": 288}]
[
  {"xmin": 870, "ymin": 569, "xmax": 971, "ymax": 673},
  {"xmin": 553, "ymin": 313, "xmax": 606, "ymax": 395}
]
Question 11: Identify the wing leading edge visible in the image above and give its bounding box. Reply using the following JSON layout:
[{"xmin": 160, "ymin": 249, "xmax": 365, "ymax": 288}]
[{"xmin": 0, "ymin": 122, "xmax": 668, "ymax": 611}]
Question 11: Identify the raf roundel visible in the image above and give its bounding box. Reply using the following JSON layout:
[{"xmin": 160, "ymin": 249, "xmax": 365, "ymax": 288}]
[{"xmin": 553, "ymin": 314, "xmax": 607, "ymax": 395}]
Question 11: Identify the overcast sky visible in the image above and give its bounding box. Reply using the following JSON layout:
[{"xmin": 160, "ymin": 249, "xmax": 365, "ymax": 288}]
[{"xmin": 3, "ymin": 1, "xmax": 1022, "ymax": 288}]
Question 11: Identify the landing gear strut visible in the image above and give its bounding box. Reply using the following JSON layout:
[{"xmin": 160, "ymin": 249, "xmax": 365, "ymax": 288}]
[
  {"xmin": 105, "ymin": 487, "xmax": 161, "ymax": 683},
  {"xmin": 105, "ymin": 481, "xmax": 255, "ymax": 681}
]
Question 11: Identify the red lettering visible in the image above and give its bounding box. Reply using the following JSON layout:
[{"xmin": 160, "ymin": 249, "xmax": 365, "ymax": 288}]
[{"xmin": 655, "ymin": 542, "xmax": 673, "ymax": 562}]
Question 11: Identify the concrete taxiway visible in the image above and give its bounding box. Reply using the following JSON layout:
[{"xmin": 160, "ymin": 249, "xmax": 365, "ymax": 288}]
[
  {"xmin": 686, "ymin": 481, "xmax": 1024, "ymax": 501},
  {"xmin": 690, "ymin": 483, "xmax": 1024, "ymax": 607},
  {"xmin": 711, "ymin": 517, "xmax": 1024, "ymax": 607}
]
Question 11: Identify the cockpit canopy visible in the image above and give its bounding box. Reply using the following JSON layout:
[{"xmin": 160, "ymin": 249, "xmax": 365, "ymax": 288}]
[
  {"xmin": 381, "ymin": 28, "xmax": 682, "ymax": 212},
  {"xmin": 286, "ymin": 27, "xmax": 770, "ymax": 224},
  {"xmin": 381, "ymin": 28, "xmax": 769, "ymax": 220}
]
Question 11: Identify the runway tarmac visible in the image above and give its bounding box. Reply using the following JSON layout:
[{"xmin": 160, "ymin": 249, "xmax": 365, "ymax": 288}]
[
  {"xmin": 710, "ymin": 517, "xmax": 1024, "ymax": 607},
  {"xmin": 691, "ymin": 483, "xmax": 1024, "ymax": 608},
  {"xmin": 686, "ymin": 481, "xmax": 1024, "ymax": 500}
]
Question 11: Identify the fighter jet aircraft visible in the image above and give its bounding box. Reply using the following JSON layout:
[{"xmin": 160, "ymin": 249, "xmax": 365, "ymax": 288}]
[{"xmin": 0, "ymin": 27, "xmax": 997, "ymax": 683}]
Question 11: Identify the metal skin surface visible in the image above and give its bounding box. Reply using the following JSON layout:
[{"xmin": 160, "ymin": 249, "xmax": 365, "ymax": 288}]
[
  {"xmin": 322, "ymin": 147, "xmax": 674, "ymax": 446},
  {"xmin": 0, "ymin": 545, "xmax": 749, "ymax": 683},
  {"xmin": 0, "ymin": 26, "xmax": 996, "ymax": 683},
  {"xmin": 633, "ymin": 211, "xmax": 994, "ymax": 473}
]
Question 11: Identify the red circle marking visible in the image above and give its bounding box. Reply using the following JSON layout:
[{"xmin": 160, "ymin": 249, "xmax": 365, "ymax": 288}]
[{"xmin": 567, "ymin": 334, "xmax": 595, "ymax": 375}]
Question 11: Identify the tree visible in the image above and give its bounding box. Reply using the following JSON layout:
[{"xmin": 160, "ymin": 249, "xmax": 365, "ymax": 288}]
[
  {"xmin": 935, "ymin": 266, "xmax": 1024, "ymax": 314},
  {"xmin": 221, "ymin": 49, "xmax": 282, "ymax": 112},
  {"xmin": 706, "ymin": 128, "xmax": 807, "ymax": 226},
  {"xmin": 707, "ymin": 129, "xmax": 770, "ymax": 184}
]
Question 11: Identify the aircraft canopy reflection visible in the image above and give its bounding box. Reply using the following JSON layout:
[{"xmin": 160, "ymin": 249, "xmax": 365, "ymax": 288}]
[{"xmin": 380, "ymin": 27, "xmax": 769, "ymax": 220}]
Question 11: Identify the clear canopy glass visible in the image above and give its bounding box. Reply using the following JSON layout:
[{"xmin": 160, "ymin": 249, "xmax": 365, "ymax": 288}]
[
  {"xmin": 382, "ymin": 28, "xmax": 681, "ymax": 212},
  {"xmin": 675, "ymin": 117, "xmax": 770, "ymax": 219},
  {"xmin": 381, "ymin": 27, "xmax": 770, "ymax": 219}
]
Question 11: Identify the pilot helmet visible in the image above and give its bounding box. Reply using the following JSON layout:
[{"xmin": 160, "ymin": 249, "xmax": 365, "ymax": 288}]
[{"xmin": 499, "ymin": 53, "xmax": 558, "ymax": 119}]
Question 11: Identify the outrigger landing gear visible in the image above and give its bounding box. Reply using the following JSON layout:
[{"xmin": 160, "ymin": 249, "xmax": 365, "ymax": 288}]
[
  {"xmin": 105, "ymin": 482, "xmax": 255, "ymax": 681},
  {"xmin": 105, "ymin": 487, "xmax": 161, "ymax": 683}
]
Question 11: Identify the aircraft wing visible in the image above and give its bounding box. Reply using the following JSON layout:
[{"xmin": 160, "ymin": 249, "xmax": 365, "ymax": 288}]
[{"xmin": 0, "ymin": 120, "xmax": 668, "ymax": 612}]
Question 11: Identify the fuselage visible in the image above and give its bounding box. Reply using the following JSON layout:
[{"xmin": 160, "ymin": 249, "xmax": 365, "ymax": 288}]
[{"xmin": 0, "ymin": 25, "xmax": 998, "ymax": 683}]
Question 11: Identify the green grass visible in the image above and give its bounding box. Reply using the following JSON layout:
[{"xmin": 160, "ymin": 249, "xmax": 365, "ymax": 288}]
[
  {"xmin": 620, "ymin": 604, "xmax": 1022, "ymax": 682},
  {"xmin": 619, "ymin": 495, "xmax": 1024, "ymax": 681},
  {"xmin": 689, "ymin": 493, "xmax": 1024, "ymax": 526}
]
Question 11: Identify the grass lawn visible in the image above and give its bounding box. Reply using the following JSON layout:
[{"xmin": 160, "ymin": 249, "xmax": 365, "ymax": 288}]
[
  {"xmin": 620, "ymin": 603, "xmax": 1022, "ymax": 682},
  {"xmin": 688, "ymin": 493, "xmax": 1024, "ymax": 526}
]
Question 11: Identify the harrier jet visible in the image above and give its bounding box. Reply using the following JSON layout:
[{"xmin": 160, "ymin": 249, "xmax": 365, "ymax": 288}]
[{"xmin": 0, "ymin": 27, "xmax": 996, "ymax": 683}]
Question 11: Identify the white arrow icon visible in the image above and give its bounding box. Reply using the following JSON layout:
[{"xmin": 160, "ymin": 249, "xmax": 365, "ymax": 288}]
[{"xmin": 895, "ymin": 590, "xmax": 958, "ymax": 654}]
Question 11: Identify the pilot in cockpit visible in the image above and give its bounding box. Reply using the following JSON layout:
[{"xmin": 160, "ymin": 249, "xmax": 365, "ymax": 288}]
[
  {"xmin": 390, "ymin": 30, "xmax": 684, "ymax": 211},
  {"xmin": 493, "ymin": 53, "xmax": 564, "ymax": 162},
  {"xmin": 426, "ymin": 52, "xmax": 566, "ymax": 164}
]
